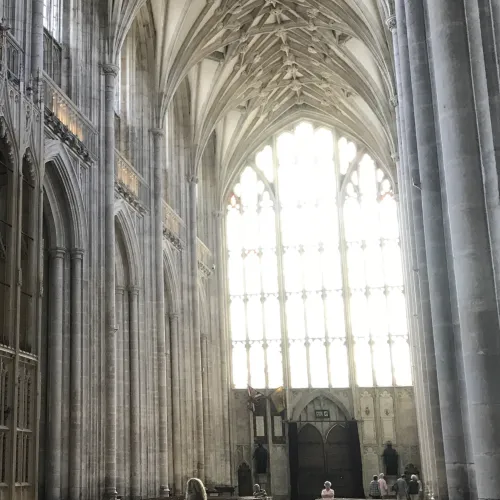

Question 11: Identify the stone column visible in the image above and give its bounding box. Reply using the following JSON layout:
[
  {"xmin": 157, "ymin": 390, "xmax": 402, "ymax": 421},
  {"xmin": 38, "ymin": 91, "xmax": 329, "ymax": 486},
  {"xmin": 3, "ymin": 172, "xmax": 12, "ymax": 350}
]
[
  {"xmin": 47, "ymin": 248, "xmax": 65, "ymax": 500},
  {"xmin": 404, "ymin": 2, "xmax": 469, "ymax": 499},
  {"xmin": 425, "ymin": 0, "xmax": 500, "ymax": 498},
  {"xmin": 31, "ymin": 0, "xmax": 44, "ymax": 77},
  {"xmin": 102, "ymin": 62, "xmax": 119, "ymax": 500},
  {"xmin": 188, "ymin": 176, "xmax": 205, "ymax": 480},
  {"xmin": 115, "ymin": 286, "xmax": 125, "ymax": 496},
  {"xmin": 69, "ymin": 249, "xmax": 83, "ymax": 500},
  {"xmin": 214, "ymin": 210, "xmax": 231, "ymax": 482},
  {"xmin": 151, "ymin": 128, "xmax": 169, "ymax": 495},
  {"xmin": 129, "ymin": 287, "xmax": 141, "ymax": 499},
  {"xmin": 169, "ymin": 312, "xmax": 182, "ymax": 493},
  {"xmin": 393, "ymin": 1, "xmax": 438, "ymax": 493}
]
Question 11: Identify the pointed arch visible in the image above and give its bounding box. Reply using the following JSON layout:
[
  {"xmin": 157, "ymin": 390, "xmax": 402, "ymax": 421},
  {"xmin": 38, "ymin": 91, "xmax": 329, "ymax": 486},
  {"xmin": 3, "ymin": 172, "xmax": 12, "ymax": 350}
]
[
  {"xmin": 290, "ymin": 390, "xmax": 352, "ymax": 422},
  {"xmin": 44, "ymin": 139, "xmax": 87, "ymax": 249},
  {"xmin": 114, "ymin": 201, "xmax": 142, "ymax": 287}
]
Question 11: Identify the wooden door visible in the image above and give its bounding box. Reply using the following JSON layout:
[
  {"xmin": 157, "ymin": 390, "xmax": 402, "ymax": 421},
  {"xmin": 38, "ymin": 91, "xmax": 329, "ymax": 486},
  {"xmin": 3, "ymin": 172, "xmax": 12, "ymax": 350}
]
[{"xmin": 297, "ymin": 425, "xmax": 325, "ymax": 500}]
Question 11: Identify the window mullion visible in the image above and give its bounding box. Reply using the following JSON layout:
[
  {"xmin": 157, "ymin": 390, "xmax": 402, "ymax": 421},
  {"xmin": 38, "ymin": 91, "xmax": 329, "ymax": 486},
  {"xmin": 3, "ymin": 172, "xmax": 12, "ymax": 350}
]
[
  {"xmin": 334, "ymin": 131, "xmax": 358, "ymax": 391},
  {"xmin": 271, "ymin": 134, "xmax": 290, "ymax": 393}
]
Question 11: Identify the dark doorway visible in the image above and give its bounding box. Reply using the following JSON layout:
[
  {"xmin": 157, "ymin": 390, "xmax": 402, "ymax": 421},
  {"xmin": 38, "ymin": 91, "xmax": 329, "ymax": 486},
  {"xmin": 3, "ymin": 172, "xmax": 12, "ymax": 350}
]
[
  {"xmin": 238, "ymin": 462, "xmax": 253, "ymax": 497},
  {"xmin": 289, "ymin": 421, "xmax": 363, "ymax": 500}
]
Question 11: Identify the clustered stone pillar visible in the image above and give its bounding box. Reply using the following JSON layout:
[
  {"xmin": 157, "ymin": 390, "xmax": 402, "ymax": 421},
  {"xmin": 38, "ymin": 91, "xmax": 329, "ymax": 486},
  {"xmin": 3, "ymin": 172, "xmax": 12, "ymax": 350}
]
[
  {"xmin": 102, "ymin": 62, "xmax": 119, "ymax": 500},
  {"xmin": 47, "ymin": 248, "xmax": 65, "ymax": 500},
  {"xmin": 392, "ymin": 0, "xmax": 500, "ymax": 499},
  {"xmin": 129, "ymin": 287, "xmax": 141, "ymax": 499},
  {"xmin": 188, "ymin": 176, "xmax": 205, "ymax": 480},
  {"xmin": 403, "ymin": 2, "xmax": 469, "ymax": 499},
  {"xmin": 169, "ymin": 312, "xmax": 182, "ymax": 493},
  {"xmin": 70, "ymin": 249, "xmax": 84, "ymax": 500},
  {"xmin": 151, "ymin": 128, "xmax": 169, "ymax": 496}
]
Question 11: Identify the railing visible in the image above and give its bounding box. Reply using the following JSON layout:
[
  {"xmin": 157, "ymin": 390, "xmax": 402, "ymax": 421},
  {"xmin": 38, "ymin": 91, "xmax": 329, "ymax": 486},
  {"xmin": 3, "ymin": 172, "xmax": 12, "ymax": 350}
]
[
  {"xmin": 115, "ymin": 149, "xmax": 148, "ymax": 213},
  {"xmin": 43, "ymin": 74, "xmax": 98, "ymax": 157},
  {"xmin": 163, "ymin": 201, "xmax": 185, "ymax": 250},
  {"xmin": 0, "ymin": 26, "xmax": 23, "ymax": 84},
  {"xmin": 197, "ymin": 238, "xmax": 214, "ymax": 277},
  {"xmin": 43, "ymin": 29, "xmax": 62, "ymax": 86}
]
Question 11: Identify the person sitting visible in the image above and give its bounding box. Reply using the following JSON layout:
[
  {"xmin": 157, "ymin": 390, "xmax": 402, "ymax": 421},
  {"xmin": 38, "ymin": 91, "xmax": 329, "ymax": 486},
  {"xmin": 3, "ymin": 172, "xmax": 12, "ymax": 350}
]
[
  {"xmin": 321, "ymin": 481, "xmax": 334, "ymax": 499},
  {"xmin": 253, "ymin": 484, "xmax": 267, "ymax": 498},
  {"xmin": 369, "ymin": 475, "xmax": 382, "ymax": 499}
]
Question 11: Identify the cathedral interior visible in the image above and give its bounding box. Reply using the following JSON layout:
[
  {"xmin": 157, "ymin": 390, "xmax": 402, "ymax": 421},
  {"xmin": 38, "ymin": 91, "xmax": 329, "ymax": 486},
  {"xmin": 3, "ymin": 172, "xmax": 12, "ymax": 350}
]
[{"xmin": 0, "ymin": 1, "xmax": 498, "ymax": 500}]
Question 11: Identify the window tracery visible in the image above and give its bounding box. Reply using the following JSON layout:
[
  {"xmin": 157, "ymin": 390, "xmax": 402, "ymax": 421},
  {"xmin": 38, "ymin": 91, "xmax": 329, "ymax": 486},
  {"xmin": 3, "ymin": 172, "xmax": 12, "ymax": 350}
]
[{"xmin": 226, "ymin": 122, "xmax": 411, "ymax": 389}]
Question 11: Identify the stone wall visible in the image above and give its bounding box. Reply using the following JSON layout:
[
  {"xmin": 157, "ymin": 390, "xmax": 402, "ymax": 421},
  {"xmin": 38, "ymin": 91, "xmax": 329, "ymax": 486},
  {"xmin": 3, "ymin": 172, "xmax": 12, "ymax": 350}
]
[{"xmin": 230, "ymin": 388, "xmax": 420, "ymax": 499}]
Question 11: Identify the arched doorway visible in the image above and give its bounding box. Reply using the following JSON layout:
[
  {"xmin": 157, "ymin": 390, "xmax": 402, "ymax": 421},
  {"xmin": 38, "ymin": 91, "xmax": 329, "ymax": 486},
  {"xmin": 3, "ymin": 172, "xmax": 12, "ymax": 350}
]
[{"xmin": 290, "ymin": 396, "xmax": 364, "ymax": 500}]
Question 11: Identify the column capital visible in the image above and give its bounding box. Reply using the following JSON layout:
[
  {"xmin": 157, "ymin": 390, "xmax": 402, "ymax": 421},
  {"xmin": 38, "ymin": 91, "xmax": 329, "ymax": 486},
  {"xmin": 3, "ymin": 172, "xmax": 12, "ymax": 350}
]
[
  {"xmin": 151, "ymin": 128, "xmax": 165, "ymax": 138},
  {"xmin": 49, "ymin": 247, "xmax": 66, "ymax": 259},
  {"xmin": 169, "ymin": 312, "xmax": 179, "ymax": 320},
  {"xmin": 390, "ymin": 94, "xmax": 398, "ymax": 108},
  {"xmin": 213, "ymin": 210, "xmax": 225, "ymax": 218},
  {"xmin": 129, "ymin": 286, "xmax": 140, "ymax": 296},
  {"xmin": 101, "ymin": 63, "xmax": 119, "ymax": 77},
  {"xmin": 391, "ymin": 150, "xmax": 400, "ymax": 163},
  {"xmin": 187, "ymin": 175, "xmax": 199, "ymax": 185},
  {"xmin": 385, "ymin": 15, "xmax": 396, "ymax": 33},
  {"xmin": 70, "ymin": 248, "xmax": 84, "ymax": 260},
  {"xmin": 116, "ymin": 286, "xmax": 126, "ymax": 295}
]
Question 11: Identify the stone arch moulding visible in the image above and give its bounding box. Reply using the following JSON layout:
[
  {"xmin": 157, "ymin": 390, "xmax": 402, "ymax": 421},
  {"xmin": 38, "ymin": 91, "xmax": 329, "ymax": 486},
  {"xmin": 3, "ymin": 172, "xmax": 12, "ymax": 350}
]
[
  {"xmin": 0, "ymin": 115, "xmax": 18, "ymax": 166},
  {"xmin": 44, "ymin": 139, "xmax": 88, "ymax": 249},
  {"xmin": 290, "ymin": 389, "xmax": 352, "ymax": 422},
  {"xmin": 162, "ymin": 242, "xmax": 181, "ymax": 314},
  {"xmin": 114, "ymin": 200, "xmax": 142, "ymax": 288}
]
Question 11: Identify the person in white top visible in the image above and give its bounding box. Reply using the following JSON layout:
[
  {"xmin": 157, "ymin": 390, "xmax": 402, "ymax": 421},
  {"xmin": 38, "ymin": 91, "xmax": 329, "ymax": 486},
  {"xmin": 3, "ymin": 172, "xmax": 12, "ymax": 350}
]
[
  {"xmin": 321, "ymin": 481, "xmax": 334, "ymax": 499},
  {"xmin": 378, "ymin": 473, "xmax": 388, "ymax": 498}
]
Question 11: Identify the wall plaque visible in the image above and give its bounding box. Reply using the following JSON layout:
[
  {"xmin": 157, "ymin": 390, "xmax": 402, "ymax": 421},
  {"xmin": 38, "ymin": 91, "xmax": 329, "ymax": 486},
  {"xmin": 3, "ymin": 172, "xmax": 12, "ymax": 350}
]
[{"xmin": 315, "ymin": 409, "xmax": 330, "ymax": 419}]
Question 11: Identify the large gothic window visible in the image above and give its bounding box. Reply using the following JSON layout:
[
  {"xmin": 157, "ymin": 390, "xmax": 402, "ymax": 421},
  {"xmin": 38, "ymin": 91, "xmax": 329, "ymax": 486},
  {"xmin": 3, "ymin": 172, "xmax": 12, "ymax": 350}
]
[{"xmin": 226, "ymin": 122, "xmax": 411, "ymax": 389}]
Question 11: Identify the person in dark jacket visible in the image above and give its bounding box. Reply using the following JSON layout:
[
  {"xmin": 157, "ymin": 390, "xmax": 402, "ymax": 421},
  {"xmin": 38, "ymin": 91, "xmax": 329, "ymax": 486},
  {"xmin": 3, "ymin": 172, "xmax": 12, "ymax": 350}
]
[{"xmin": 408, "ymin": 475, "xmax": 419, "ymax": 500}]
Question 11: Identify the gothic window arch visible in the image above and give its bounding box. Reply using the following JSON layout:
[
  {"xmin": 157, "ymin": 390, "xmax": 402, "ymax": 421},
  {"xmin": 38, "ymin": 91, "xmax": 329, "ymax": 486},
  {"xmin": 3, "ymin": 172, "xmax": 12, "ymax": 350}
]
[
  {"xmin": 0, "ymin": 150, "xmax": 12, "ymax": 347},
  {"xmin": 226, "ymin": 122, "xmax": 411, "ymax": 389}
]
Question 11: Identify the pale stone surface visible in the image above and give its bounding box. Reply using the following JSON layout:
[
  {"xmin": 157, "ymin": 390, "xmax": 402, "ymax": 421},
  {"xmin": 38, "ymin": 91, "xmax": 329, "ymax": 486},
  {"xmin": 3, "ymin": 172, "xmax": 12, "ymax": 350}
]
[{"xmin": 1, "ymin": 2, "xmax": 500, "ymax": 500}]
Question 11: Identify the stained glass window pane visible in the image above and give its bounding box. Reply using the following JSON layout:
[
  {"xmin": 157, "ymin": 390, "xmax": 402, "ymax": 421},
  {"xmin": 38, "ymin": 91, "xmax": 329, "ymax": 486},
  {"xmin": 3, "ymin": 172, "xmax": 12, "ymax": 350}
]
[
  {"xmin": 392, "ymin": 336, "xmax": 412, "ymax": 386},
  {"xmin": 289, "ymin": 341, "xmax": 308, "ymax": 388},
  {"xmin": 230, "ymin": 298, "xmax": 246, "ymax": 341},
  {"xmin": 247, "ymin": 297, "xmax": 263, "ymax": 340},
  {"xmin": 249, "ymin": 343, "xmax": 266, "ymax": 388},
  {"xmin": 227, "ymin": 123, "xmax": 410, "ymax": 390},
  {"xmin": 354, "ymin": 340, "xmax": 373, "ymax": 386},
  {"xmin": 263, "ymin": 295, "xmax": 281, "ymax": 339},
  {"xmin": 261, "ymin": 251, "xmax": 278, "ymax": 294},
  {"xmin": 228, "ymin": 252, "xmax": 244, "ymax": 296},
  {"xmin": 310, "ymin": 339, "xmax": 328, "ymax": 388},
  {"xmin": 232, "ymin": 342, "xmax": 248, "ymax": 389},
  {"xmin": 329, "ymin": 339, "xmax": 350, "ymax": 388},
  {"xmin": 373, "ymin": 338, "xmax": 392, "ymax": 386},
  {"xmin": 267, "ymin": 341, "xmax": 283, "ymax": 387},
  {"xmin": 286, "ymin": 294, "xmax": 305, "ymax": 339},
  {"xmin": 325, "ymin": 292, "xmax": 345, "ymax": 338},
  {"xmin": 283, "ymin": 248, "xmax": 302, "ymax": 293},
  {"xmin": 303, "ymin": 247, "xmax": 322, "ymax": 292}
]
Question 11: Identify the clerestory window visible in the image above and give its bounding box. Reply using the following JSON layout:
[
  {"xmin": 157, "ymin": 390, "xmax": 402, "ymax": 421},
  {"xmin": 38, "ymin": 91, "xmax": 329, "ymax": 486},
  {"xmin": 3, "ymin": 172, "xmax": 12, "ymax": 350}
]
[{"xmin": 226, "ymin": 122, "xmax": 412, "ymax": 389}]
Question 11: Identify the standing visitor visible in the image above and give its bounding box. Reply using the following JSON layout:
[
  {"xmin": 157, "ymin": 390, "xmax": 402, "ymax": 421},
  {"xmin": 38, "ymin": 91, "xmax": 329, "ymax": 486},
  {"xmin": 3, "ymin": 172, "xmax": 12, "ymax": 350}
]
[
  {"xmin": 393, "ymin": 475, "xmax": 408, "ymax": 500},
  {"xmin": 408, "ymin": 475, "xmax": 419, "ymax": 500},
  {"xmin": 378, "ymin": 473, "xmax": 388, "ymax": 498},
  {"xmin": 369, "ymin": 475, "xmax": 382, "ymax": 499},
  {"xmin": 321, "ymin": 481, "xmax": 334, "ymax": 499}
]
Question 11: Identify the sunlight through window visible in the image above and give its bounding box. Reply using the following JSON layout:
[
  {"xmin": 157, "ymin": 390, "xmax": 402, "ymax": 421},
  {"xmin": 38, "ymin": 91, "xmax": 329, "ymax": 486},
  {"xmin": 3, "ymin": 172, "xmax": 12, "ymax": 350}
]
[{"xmin": 226, "ymin": 122, "xmax": 411, "ymax": 389}]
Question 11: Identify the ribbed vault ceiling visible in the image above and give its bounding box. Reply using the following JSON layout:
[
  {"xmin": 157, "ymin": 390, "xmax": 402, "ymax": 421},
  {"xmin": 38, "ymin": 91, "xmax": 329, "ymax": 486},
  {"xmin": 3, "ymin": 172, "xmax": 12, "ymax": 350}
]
[{"xmin": 132, "ymin": 0, "xmax": 396, "ymax": 183}]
